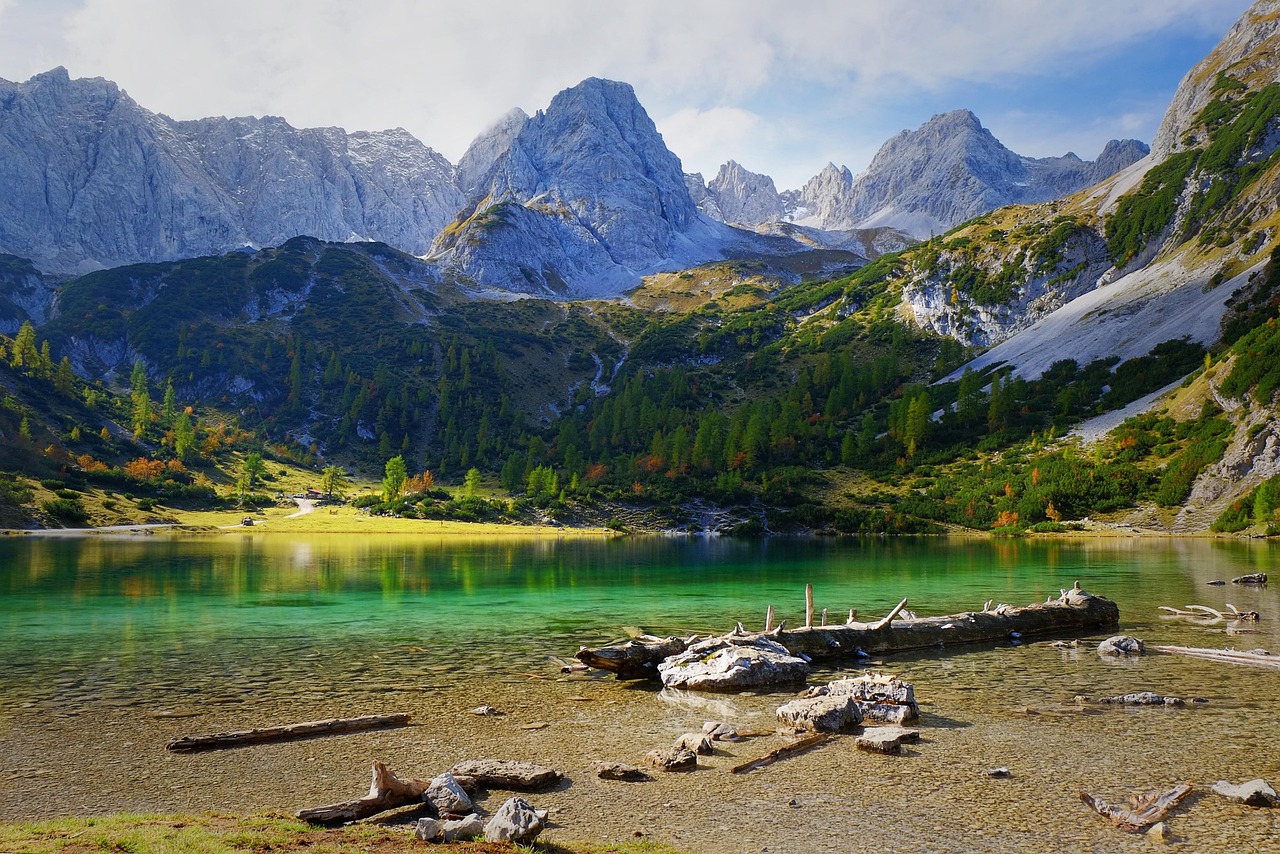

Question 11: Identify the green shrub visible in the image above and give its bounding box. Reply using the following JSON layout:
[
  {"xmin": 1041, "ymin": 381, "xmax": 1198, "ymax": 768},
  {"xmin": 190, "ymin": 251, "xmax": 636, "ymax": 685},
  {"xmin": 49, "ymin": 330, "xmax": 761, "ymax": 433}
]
[{"xmin": 42, "ymin": 498, "xmax": 88, "ymax": 524}]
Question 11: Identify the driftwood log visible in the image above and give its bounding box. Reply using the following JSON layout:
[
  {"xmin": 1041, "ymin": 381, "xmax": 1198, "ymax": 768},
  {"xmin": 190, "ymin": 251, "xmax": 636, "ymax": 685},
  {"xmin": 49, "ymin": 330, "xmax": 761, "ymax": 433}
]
[
  {"xmin": 1150, "ymin": 645, "xmax": 1280, "ymax": 669},
  {"xmin": 297, "ymin": 760, "xmax": 430, "ymax": 824},
  {"xmin": 166, "ymin": 713, "xmax": 411, "ymax": 752},
  {"xmin": 730, "ymin": 733, "xmax": 831, "ymax": 774},
  {"xmin": 1080, "ymin": 782, "xmax": 1193, "ymax": 832},
  {"xmin": 577, "ymin": 586, "xmax": 1119, "ymax": 679}
]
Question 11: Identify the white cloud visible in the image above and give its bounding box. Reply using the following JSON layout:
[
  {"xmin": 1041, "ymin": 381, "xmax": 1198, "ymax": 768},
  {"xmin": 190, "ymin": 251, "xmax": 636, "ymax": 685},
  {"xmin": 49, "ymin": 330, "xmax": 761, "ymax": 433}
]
[
  {"xmin": 0, "ymin": 0, "xmax": 1253, "ymax": 179},
  {"xmin": 656, "ymin": 107, "xmax": 763, "ymax": 178}
]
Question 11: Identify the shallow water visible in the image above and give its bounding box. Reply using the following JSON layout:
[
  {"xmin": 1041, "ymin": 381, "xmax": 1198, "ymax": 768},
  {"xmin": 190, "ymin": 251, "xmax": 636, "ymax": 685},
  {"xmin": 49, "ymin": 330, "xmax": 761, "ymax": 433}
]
[{"xmin": 1, "ymin": 534, "xmax": 1278, "ymax": 852}]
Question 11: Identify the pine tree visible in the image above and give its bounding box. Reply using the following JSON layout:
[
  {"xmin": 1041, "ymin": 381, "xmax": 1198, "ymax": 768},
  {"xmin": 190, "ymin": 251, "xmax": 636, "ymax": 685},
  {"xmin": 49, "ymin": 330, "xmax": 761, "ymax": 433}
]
[
  {"xmin": 130, "ymin": 360, "xmax": 151, "ymax": 436},
  {"xmin": 54, "ymin": 357, "xmax": 76, "ymax": 397},
  {"xmin": 173, "ymin": 411, "xmax": 196, "ymax": 462},
  {"xmin": 162, "ymin": 380, "xmax": 177, "ymax": 425},
  {"xmin": 10, "ymin": 321, "xmax": 37, "ymax": 370}
]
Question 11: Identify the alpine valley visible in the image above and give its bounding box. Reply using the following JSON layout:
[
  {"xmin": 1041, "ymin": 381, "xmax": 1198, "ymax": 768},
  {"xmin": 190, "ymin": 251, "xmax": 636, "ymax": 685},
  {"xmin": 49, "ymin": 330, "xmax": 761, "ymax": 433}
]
[{"xmin": 2, "ymin": 0, "xmax": 1279, "ymax": 538}]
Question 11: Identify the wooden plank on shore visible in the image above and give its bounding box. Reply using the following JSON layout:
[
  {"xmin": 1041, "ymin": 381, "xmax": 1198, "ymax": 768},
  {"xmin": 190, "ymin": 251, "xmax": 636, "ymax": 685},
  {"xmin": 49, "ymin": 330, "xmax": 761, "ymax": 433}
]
[
  {"xmin": 165, "ymin": 713, "xmax": 411, "ymax": 752},
  {"xmin": 730, "ymin": 733, "xmax": 831, "ymax": 774}
]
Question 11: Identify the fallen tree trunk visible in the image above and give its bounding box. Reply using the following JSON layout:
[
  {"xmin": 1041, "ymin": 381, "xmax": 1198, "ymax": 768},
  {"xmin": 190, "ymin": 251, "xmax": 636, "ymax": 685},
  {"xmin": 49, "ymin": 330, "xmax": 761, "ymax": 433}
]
[
  {"xmin": 297, "ymin": 760, "xmax": 429, "ymax": 824},
  {"xmin": 1080, "ymin": 782, "xmax": 1192, "ymax": 832},
  {"xmin": 730, "ymin": 733, "xmax": 831, "ymax": 774},
  {"xmin": 1150, "ymin": 645, "xmax": 1280, "ymax": 669},
  {"xmin": 166, "ymin": 713, "xmax": 411, "ymax": 752},
  {"xmin": 576, "ymin": 586, "xmax": 1119, "ymax": 679}
]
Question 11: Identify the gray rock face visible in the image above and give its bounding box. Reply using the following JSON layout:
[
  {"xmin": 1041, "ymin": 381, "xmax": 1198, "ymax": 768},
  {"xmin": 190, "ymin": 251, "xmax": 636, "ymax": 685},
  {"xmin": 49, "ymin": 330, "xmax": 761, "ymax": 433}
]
[
  {"xmin": 792, "ymin": 110, "xmax": 1147, "ymax": 238},
  {"xmin": 483, "ymin": 796, "xmax": 547, "ymax": 844},
  {"xmin": 657, "ymin": 636, "xmax": 810, "ymax": 691},
  {"xmin": 0, "ymin": 67, "xmax": 465, "ymax": 274},
  {"xmin": 0, "ymin": 254, "xmax": 56, "ymax": 333},
  {"xmin": 1211, "ymin": 778, "xmax": 1279, "ymax": 807}
]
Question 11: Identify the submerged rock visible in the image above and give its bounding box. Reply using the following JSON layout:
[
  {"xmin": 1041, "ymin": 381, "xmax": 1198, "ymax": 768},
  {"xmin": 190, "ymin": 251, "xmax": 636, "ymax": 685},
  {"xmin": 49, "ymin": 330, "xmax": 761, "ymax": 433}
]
[
  {"xmin": 484, "ymin": 796, "xmax": 547, "ymax": 843},
  {"xmin": 1098, "ymin": 635, "xmax": 1145, "ymax": 657},
  {"xmin": 657, "ymin": 636, "xmax": 810, "ymax": 691},
  {"xmin": 1211, "ymin": 778, "xmax": 1279, "ymax": 807},
  {"xmin": 1232, "ymin": 573, "xmax": 1268, "ymax": 585},
  {"xmin": 448, "ymin": 759, "xmax": 562, "ymax": 791},
  {"xmin": 1095, "ymin": 692, "xmax": 1186, "ymax": 707},
  {"xmin": 702, "ymin": 721, "xmax": 741, "ymax": 741},
  {"xmin": 674, "ymin": 732, "xmax": 714, "ymax": 755},
  {"xmin": 854, "ymin": 726, "xmax": 920, "ymax": 755},
  {"xmin": 593, "ymin": 761, "xmax": 652, "ymax": 782},
  {"xmin": 645, "ymin": 747, "xmax": 697, "ymax": 771}
]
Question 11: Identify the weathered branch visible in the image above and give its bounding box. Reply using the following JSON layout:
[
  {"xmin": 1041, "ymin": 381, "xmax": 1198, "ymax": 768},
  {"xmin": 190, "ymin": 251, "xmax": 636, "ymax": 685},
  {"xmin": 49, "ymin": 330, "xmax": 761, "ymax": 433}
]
[
  {"xmin": 1150, "ymin": 645, "xmax": 1280, "ymax": 669},
  {"xmin": 872, "ymin": 598, "xmax": 909, "ymax": 631},
  {"xmin": 730, "ymin": 733, "xmax": 831, "ymax": 774},
  {"xmin": 297, "ymin": 760, "xmax": 429, "ymax": 825},
  {"xmin": 1080, "ymin": 782, "xmax": 1192, "ymax": 832},
  {"xmin": 166, "ymin": 713, "xmax": 411, "ymax": 752}
]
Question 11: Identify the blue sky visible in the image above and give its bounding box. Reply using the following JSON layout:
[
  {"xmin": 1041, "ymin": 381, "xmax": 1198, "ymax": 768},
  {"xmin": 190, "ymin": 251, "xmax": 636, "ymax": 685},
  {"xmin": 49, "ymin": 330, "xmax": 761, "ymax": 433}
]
[{"xmin": 0, "ymin": 0, "xmax": 1254, "ymax": 190}]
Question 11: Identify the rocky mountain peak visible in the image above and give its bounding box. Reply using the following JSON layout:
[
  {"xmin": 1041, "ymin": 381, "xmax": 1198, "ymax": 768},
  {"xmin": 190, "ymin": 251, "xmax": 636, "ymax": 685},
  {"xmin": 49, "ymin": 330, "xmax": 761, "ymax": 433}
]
[
  {"xmin": 433, "ymin": 77, "xmax": 728, "ymax": 297},
  {"xmin": 705, "ymin": 160, "xmax": 788, "ymax": 225}
]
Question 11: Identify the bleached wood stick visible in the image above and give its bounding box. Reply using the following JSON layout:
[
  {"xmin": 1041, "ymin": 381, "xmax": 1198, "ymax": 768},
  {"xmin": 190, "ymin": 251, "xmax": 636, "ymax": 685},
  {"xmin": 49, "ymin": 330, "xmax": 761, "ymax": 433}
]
[{"xmin": 872, "ymin": 598, "xmax": 909, "ymax": 631}]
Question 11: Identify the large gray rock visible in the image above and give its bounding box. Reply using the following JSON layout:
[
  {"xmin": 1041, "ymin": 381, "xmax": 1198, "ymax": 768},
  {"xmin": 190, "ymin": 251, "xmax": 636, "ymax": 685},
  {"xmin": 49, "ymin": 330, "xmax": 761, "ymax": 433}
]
[
  {"xmin": 483, "ymin": 796, "xmax": 547, "ymax": 844},
  {"xmin": 441, "ymin": 813, "xmax": 486, "ymax": 841},
  {"xmin": 426, "ymin": 772, "xmax": 473, "ymax": 815},
  {"xmin": 1098, "ymin": 635, "xmax": 1145, "ymax": 657},
  {"xmin": 657, "ymin": 636, "xmax": 810, "ymax": 691},
  {"xmin": 413, "ymin": 817, "xmax": 442, "ymax": 841},
  {"xmin": 823, "ymin": 672, "xmax": 919, "ymax": 724},
  {"xmin": 1211, "ymin": 778, "xmax": 1279, "ymax": 807},
  {"xmin": 447, "ymin": 759, "xmax": 562, "ymax": 791},
  {"xmin": 775, "ymin": 694, "xmax": 863, "ymax": 733}
]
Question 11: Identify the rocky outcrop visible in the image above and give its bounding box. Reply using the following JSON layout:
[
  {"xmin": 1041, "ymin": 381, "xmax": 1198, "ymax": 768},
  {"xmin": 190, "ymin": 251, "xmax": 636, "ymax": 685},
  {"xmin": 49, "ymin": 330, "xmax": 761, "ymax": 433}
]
[
  {"xmin": 901, "ymin": 217, "xmax": 1113, "ymax": 347},
  {"xmin": 0, "ymin": 67, "xmax": 464, "ymax": 275},
  {"xmin": 1152, "ymin": 0, "xmax": 1280, "ymax": 158},
  {"xmin": 0, "ymin": 255, "xmax": 56, "ymax": 333}
]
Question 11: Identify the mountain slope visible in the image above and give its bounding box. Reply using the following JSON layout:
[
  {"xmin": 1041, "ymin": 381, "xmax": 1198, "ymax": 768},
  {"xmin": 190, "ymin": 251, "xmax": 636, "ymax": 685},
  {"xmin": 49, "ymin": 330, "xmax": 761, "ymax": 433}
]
[{"xmin": 0, "ymin": 68, "xmax": 465, "ymax": 274}]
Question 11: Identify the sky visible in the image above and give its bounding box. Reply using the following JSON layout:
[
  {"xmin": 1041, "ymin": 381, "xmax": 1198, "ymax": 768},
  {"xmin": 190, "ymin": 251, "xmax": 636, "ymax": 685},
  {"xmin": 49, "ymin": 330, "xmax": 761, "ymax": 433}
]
[{"xmin": 0, "ymin": 0, "xmax": 1256, "ymax": 190}]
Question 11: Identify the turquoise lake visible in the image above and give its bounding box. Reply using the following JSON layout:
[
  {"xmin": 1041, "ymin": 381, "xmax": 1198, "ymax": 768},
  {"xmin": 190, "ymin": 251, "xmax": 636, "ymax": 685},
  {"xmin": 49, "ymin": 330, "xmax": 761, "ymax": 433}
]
[{"xmin": 1, "ymin": 534, "xmax": 1278, "ymax": 852}]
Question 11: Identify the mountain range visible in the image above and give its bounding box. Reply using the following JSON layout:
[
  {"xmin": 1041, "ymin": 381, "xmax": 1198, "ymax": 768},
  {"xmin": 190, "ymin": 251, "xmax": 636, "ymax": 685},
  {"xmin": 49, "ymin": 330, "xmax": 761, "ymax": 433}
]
[
  {"xmin": 1, "ymin": 68, "xmax": 1143, "ymax": 296},
  {"xmin": 1, "ymin": 0, "xmax": 1278, "ymax": 538}
]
